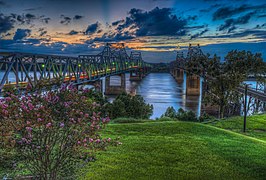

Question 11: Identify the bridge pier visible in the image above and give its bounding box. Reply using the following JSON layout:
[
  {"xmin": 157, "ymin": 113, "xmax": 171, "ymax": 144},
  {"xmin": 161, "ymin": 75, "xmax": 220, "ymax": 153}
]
[
  {"xmin": 130, "ymin": 70, "xmax": 142, "ymax": 81},
  {"xmin": 186, "ymin": 74, "xmax": 200, "ymax": 96},
  {"xmin": 174, "ymin": 68, "xmax": 184, "ymax": 83},
  {"xmin": 105, "ymin": 73, "xmax": 126, "ymax": 95}
]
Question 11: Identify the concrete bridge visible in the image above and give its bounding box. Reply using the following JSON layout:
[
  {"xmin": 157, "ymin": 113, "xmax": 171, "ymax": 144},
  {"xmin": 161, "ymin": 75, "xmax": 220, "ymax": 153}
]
[
  {"xmin": 0, "ymin": 43, "xmax": 152, "ymax": 94},
  {"xmin": 169, "ymin": 44, "xmax": 266, "ymax": 116}
]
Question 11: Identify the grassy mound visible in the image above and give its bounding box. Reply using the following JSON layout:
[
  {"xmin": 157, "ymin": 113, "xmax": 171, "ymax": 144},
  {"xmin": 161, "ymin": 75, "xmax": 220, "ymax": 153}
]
[
  {"xmin": 80, "ymin": 120, "xmax": 266, "ymax": 179},
  {"xmin": 206, "ymin": 114, "xmax": 266, "ymax": 141}
]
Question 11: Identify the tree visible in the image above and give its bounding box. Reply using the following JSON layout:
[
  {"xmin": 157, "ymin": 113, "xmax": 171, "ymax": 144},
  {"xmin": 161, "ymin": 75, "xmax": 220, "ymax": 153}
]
[
  {"xmin": 162, "ymin": 106, "xmax": 176, "ymax": 119},
  {"xmin": 204, "ymin": 51, "xmax": 265, "ymax": 118},
  {"xmin": 106, "ymin": 93, "xmax": 153, "ymax": 119}
]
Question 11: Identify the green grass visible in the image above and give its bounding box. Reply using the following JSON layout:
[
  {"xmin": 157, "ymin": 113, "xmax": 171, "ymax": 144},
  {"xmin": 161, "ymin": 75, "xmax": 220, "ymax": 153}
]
[
  {"xmin": 79, "ymin": 120, "xmax": 266, "ymax": 179},
  {"xmin": 206, "ymin": 114, "xmax": 266, "ymax": 141}
]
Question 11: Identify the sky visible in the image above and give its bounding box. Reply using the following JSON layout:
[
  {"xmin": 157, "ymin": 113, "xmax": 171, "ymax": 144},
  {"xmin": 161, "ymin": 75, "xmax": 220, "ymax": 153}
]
[{"xmin": 0, "ymin": 0, "xmax": 266, "ymax": 62}]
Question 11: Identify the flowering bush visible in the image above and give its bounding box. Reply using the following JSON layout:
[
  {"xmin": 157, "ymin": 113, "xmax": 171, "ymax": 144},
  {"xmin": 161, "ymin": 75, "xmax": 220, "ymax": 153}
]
[{"xmin": 0, "ymin": 84, "xmax": 118, "ymax": 179}]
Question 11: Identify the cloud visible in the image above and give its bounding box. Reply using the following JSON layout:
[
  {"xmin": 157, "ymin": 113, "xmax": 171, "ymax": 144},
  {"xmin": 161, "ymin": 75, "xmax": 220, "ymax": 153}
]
[
  {"xmin": 110, "ymin": 7, "xmax": 188, "ymax": 38},
  {"xmin": 0, "ymin": 1, "xmax": 6, "ymax": 6},
  {"xmin": 111, "ymin": 19, "xmax": 125, "ymax": 26},
  {"xmin": 39, "ymin": 31, "xmax": 47, "ymax": 36},
  {"xmin": 213, "ymin": 4, "xmax": 266, "ymax": 20},
  {"xmin": 73, "ymin": 15, "xmax": 83, "ymax": 20},
  {"xmin": 200, "ymin": 4, "xmax": 222, "ymax": 13},
  {"xmin": 60, "ymin": 15, "xmax": 71, "ymax": 25},
  {"xmin": 218, "ymin": 12, "xmax": 255, "ymax": 31},
  {"xmin": 0, "ymin": 13, "xmax": 15, "ymax": 34},
  {"xmin": 85, "ymin": 22, "xmax": 101, "ymax": 34},
  {"xmin": 190, "ymin": 29, "xmax": 209, "ymax": 39},
  {"xmin": 13, "ymin": 29, "xmax": 31, "ymax": 41},
  {"xmin": 258, "ymin": 14, "xmax": 266, "ymax": 18},
  {"xmin": 202, "ymin": 29, "xmax": 266, "ymax": 39},
  {"xmin": 24, "ymin": 7, "xmax": 42, "ymax": 11},
  {"xmin": 68, "ymin": 30, "xmax": 79, "ymax": 35}
]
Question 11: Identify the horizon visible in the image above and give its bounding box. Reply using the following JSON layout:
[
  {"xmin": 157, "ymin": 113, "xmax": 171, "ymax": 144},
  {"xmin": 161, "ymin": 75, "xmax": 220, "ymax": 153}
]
[{"xmin": 0, "ymin": 0, "xmax": 266, "ymax": 62}]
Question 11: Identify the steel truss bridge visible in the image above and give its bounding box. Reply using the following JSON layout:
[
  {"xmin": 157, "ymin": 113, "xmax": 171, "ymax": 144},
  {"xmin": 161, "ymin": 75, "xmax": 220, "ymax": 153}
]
[
  {"xmin": 0, "ymin": 43, "xmax": 152, "ymax": 91},
  {"xmin": 170, "ymin": 44, "xmax": 266, "ymax": 115}
]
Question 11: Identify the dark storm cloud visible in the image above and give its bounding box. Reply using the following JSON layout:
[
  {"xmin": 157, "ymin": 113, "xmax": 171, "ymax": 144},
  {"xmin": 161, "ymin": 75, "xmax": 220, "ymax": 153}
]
[
  {"xmin": 68, "ymin": 30, "xmax": 79, "ymax": 35},
  {"xmin": 60, "ymin": 15, "xmax": 71, "ymax": 25},
  {"xmin": 0, "ymin": 13, "xmax": 15, "ymax": 34},
  {"xmin": 13, "ymin": 29, "xmax": 31, "ymax": 41},
  {"xmin": 190, "ymin": 28, "xmax": 209, "ymax": 39},
  {"xmin": 116, "ymin": 7, "xmax": 188, "ymax": 37},
  {"xmin": 213, "ymin": 4, "xmax": 266, "ymax": 20},
  {"xmin": 218, "ymin": 12, "xmax": 255, "ymax": 31},
  {"xmin": 85, "ymin": 22, "xmax": 101, "ymax": 34},
  {"xmin": 73, "ymin": 15, "xmax": 83, "ymax": 20}
]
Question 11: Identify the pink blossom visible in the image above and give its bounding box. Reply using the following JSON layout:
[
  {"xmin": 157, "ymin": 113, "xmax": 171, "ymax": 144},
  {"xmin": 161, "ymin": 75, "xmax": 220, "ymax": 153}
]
[
  {"xmin": 46, "ymin": 122, "xmax": 52, "ymax": 128},
  {"xmin": 89, "ymin": 138, "xmax": 94, "ymax": 143},
  {"xmin": 37, "ymin": 118, "xmax": 43, "ymax": 122},
  {"xmin": 59, "ymin": 122, "xmax": 64, "ymax": 128},
  {"xmin": 107, "ymin": 138, "xmax": 111, "ymax": 142},
  {"xmin": 85, "ymin": 113, "xmax": 89, "ymax": 118},
  {"xmin": 28, "ymin": 103, "xmax": 34, "ymax": 110}
]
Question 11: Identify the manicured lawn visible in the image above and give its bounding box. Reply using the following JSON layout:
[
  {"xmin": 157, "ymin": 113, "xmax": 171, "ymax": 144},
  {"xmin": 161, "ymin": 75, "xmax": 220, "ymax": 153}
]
[
  {"xmin": 206, "ymin": 114, "xmax": 266, "ymax": 141},
  {"xmin": 79, "ymin": 120, "xmax": 266, "ymax": 179}
]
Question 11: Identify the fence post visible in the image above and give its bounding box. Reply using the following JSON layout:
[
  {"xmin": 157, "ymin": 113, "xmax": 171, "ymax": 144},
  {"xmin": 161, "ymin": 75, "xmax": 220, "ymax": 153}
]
[{"xmin": 243, "ymin": 84, "xmax": 248, "ymax": 133}]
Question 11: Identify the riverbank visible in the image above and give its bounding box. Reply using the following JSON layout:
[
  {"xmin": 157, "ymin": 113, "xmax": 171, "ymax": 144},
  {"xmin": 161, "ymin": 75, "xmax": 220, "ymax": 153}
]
[{"xmin": 79, "ymin": 114, "xmax": 266, "ymax": 179}]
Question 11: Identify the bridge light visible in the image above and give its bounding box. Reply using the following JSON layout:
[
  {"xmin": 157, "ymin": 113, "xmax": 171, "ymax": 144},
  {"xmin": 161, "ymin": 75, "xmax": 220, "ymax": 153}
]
[
  {"xmin": 78, "ymin": 64, "xmax": 81, "ymax": 67},
  {"xmin": 41, "ymin": 64, "xmax": 45, "ymax": 68},
  {"xmin": 112, "ymin": 62, "xmax": 115, "ymax": 65}
]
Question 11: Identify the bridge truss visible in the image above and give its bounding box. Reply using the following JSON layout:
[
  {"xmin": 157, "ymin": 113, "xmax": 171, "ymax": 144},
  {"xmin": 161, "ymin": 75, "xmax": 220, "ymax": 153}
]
[{"xmin": 0, "ymin": 43, "xmax": 151, "ymax": 91}]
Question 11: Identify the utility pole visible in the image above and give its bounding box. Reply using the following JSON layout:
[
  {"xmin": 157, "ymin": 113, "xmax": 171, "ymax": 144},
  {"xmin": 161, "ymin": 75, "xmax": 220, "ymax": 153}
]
[{"xmin": 243, "ymin": 84, "xmax": 248, "ymax": 133}]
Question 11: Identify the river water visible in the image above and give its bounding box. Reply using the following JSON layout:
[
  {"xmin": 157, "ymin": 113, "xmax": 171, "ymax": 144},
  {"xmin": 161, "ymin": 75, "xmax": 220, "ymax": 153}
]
[
  {"xmin": 106, "ymin": 72, "xmax": 202, "ymax": 119},
  {"xmin": 1, "ymin": 71, "xmax": 261, "ymax": 119}
]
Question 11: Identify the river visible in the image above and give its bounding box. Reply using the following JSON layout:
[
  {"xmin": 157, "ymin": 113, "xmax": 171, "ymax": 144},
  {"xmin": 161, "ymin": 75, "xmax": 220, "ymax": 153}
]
[{"xmin": 105, "ymin": 72, "xmax": 202, "ymax": 119}]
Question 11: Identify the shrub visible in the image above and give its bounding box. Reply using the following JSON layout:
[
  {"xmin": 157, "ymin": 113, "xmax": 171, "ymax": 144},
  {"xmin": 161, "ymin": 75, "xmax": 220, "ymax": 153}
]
[
  {"xmin": 0, "ymin": 84, "xmax": 119, "ymax": 179},
  {"xmin": 161, "ymin": 106, "xmax": 176, "ymax": 119},
  {"xmin": 176, "ymin": 108, "xmax": 198, "ymax": 122},
  {"xmin": 107, "ymin": 93, "xmax": 153, "ymax": 119}
]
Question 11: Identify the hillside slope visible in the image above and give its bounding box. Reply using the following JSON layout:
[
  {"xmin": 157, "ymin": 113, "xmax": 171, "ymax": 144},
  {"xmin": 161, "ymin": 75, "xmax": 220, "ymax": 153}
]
[{"xmin": 80, "ymin": 121, "xmax": 266, "ymax": 180}]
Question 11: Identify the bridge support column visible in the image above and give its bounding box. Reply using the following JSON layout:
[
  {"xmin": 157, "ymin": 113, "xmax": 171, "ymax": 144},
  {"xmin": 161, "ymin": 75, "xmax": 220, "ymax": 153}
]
[
  {"xmin": 90, "ymin": 80, "xmax": 102, "ymax": 92},
  {"xmin": 130, "ymin": 70, "xmax": 142, "ymax": 81},
  {"xmin": 186, "ymin": 74, "xmax": 200, "ymax": 96},
  {"xmin": 105, "ymin": 73, "xmax": 126, "ymax": 95},
  {"xmin": 174, "ymin": 68, "xmax": 184, "ymax": 83}
]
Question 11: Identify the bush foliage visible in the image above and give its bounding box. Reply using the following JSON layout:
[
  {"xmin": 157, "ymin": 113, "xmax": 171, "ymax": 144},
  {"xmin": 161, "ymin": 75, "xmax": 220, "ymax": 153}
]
[
  {"xmin": 0, "ymin": 84, "xmax": 119, "ymax": 179},
  {"xmin": 106, "ymin": 93, "xmax": 153, "ymax": 119}
]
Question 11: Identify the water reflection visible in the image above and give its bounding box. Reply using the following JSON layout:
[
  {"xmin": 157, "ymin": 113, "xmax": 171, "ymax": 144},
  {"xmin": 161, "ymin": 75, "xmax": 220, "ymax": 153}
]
[{"xmin": 124, "ymin": 73, "xmax": 201, "ymax": 119}]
